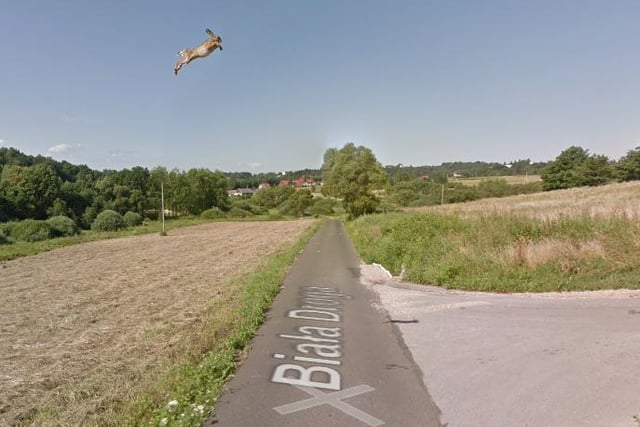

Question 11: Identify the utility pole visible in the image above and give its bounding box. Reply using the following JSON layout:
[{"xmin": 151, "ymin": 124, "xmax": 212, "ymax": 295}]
[{"xmin": 161, "ymin": 182, "xmax": 166, "ymax": 235}]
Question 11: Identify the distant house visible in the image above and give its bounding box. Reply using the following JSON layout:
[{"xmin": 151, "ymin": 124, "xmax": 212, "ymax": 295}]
[
  {"xmin": 228, "ymin": 188, "xmax": 255, "ymax": 197},
  {"xmin": 258, "ymin": 182, "xmax": 271, "ymax": 190},
  {"xmin": 294, "ymin": 177, "xmax": 315, "ymax": 188},
  {"xmin": 277, "ymin": 179, "xmax": 291, "ymax": 187}
]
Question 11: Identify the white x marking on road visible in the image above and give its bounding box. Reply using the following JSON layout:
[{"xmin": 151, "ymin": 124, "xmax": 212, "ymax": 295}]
[{"xmin": 273, "ymin": 384, "xmax": 384, "ymax": 426}]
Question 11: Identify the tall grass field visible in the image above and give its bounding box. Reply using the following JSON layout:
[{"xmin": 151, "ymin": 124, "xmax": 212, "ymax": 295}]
[{"xmin": 347, "ymin": 182, "xmax": 640, "ymax": 292}]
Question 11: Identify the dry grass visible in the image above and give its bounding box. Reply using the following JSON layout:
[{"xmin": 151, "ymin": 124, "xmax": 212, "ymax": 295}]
[
  {"xmin": 498, "ymin": 238, "xmax": 605, "ymax": 271},
  {"xmin": 450, "ymin": 174, "xmax": 542, "ymax": 186},
  {"xmin": 430, "ymin": 181, "xmax": 640, "ymax": 279},
  {"xmin": 352, "ymin": 181, "xmax": 640, "ymax": 292},
  {"xmin": 417, "ymin": 181, "xmax": 640, "ymax": 221},
  {"xmin": 0, "ymin": 220, "xmax": 315, "ymax": 426}
]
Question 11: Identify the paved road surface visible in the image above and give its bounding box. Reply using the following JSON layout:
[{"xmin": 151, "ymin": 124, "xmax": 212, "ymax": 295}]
[
  {"xmin": 206, "ymin": 220, "xmax": 443, "ymax": 426},
  {"xmin": 362, "ymin": 267, "xmax": 640, "ymax": 427}
]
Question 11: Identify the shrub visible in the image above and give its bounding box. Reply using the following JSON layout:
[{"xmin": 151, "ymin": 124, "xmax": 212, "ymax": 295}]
[
  {"xmin": 279, "ymin": 190, "xmax": 314, "ymax": 217},
  {"xmin": 82, "ymin": 205, "xmax": 99, "ymax": 229},
  {"xmin": 92, "ymin": 210, "xmax": 126, "ymax": 232},
  {"xmin": 0, "ymin": 222, "xmax": 14, "ymax": 237},
  {"xmin": 10, "ymin": 219, "xmax": 53, "ymax": 242},
  {"xmin": 231, "ymin": 198, "xmax": 267, "ymax": 215},
  {"xmin": 227, "ymin": 207, "xmax": 252, "ymax": 218},
  {"xmin": 123, "ymin": 211, "xmax": 143, "ymax": 227},
  {"xmin": 0, "ymin": 231, "xmax": 10, "ymax": 245},
  {"xmin": 47, "ymin": 215, "xmax": 79, "ymax": 237},
  {"xmin": 267, "ymin": 211, "xmax": 284, "ymax": 220},
  {"xmin": 308, "ymin": 198, "xmax": 337, "ymax": 216},
  {"xmin": 201, "ymin": 207, "xmax": 226, "ymax": 219}
]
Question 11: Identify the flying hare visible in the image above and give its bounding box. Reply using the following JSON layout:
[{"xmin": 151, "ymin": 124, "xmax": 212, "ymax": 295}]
[{"xmin": 174, "ymin": 28, "xmax": 223, "ymax": 75}]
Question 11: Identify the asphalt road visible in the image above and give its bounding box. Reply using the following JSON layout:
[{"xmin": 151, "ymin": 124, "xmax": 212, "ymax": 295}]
[
  {"xmin": 206, "ymin": 220, "xmax": 443, "ymax": 426},
  {"xmin": 362, "ymin": 266, "xmax": 640, "ymax": 427}
]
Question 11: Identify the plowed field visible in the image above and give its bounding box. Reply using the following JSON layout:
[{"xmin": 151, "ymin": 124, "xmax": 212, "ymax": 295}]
[{"xmin": 0, "ymin": 220, "xmax": 315, "ymax": 425}]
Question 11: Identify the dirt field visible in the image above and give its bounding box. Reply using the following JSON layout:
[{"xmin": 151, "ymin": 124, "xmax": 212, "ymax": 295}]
[{"xmin": 0, "ymin": 219, "xmax": 315, "ymax": 426}]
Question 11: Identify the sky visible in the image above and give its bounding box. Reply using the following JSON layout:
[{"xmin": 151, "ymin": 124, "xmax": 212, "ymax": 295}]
[{"xmin": 1, "ymin": 0, "xmax": 639, "ymax": 173}]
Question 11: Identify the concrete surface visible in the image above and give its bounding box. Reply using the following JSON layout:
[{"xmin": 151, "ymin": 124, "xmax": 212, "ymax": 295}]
[{"xmin": 362, "ymin": 264, "xmax": 640, "ymax": 427}]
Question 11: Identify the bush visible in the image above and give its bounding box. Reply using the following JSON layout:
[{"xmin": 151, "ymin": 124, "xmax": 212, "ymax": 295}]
[
  {"xmin": 201, "ymin": 207, "xmax": 226, "ymax": 219},
  {"xmin": 0, "ymin": 222, "xmax": 13, "ymax": 237},
  {"xmin": 227, "ymin": 207, "xmax": 252, "ymax": 218},
  {"xmin": 231, "ymin": 198, "xmax": 268, "ymax": 215},
  {"xmin": 47, "ymin": 215, "xmax": 79, "ymax": 237},
  {"xmin": 82, "ymin": 205, "xmax": 99, "ymax": 229},
  {"xmin": 308, "ymin": 198, "xmax": 337, "ymax": 216},
  {"xmin": 123, "ymin": 211, "xmax": 143, "ymax": 227},
  {"xmin": 92, "ymin": 210, "xmax": 126, "ymax": 232},
  {"xmin": 10, "ymin": 219, "xmax": 53, "ymax": 242},
  {"xmin": 0, "ymin": 231, "xmax": 10, "ymax": 245}
]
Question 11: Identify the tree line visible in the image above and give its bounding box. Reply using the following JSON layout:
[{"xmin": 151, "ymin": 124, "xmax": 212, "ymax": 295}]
[
  {"xmin": 2, "ymin": 143, "xmax": 639, "ymax": 226},
  {"xmin": 0, "ymin": 147, "xmax": 230, "ymax": 225},
  {"xmin": 321, "ymin": 144, "xmax": 640, "ymax": 216}
]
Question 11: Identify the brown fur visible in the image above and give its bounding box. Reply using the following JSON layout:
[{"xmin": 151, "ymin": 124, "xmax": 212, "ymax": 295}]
[{"xmin": 174, "ymin": 28, "xmax": 223, "ymax": 75}]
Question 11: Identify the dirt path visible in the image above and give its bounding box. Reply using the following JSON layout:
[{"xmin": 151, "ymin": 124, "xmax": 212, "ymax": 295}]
[{"xmin": 0, "ymin": 220, "xmax": 315, "ymax": 426}]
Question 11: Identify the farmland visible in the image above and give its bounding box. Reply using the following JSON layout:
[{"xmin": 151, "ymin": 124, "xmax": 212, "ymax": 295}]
[
  {"xmin": 449, "ymin": 174, "xmax": 542, "ymax": 186},
  {"xmin": 0, "ymin": 219, "xmax": 315, "ymax": 426}
]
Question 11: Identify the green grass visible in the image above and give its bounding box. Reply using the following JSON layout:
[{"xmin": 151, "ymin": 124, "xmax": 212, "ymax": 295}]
[
  {"xmin": 109, "ymin": 221, "xmax": 321, "ymax": 426},
  {"xmin": 346, "ymin": 212, "xmax": 640, "ymax": 292}
]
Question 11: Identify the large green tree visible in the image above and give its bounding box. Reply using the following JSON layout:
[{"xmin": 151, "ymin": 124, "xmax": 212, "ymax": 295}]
[
  {"xmin": 541, "ymin": 146, "xmax": 613, "ymax": 190},
  {"xmin": 180, "ymin": 169, "xmax": 230, "ymax": 215},
  {"xmin": 321, "ymin": 143, "xmax": 388, "ymax": 218},
  {"xmin": 0, "ymin": 163, "xmax": 62, "ymax": 219},
  {"xmin": 616, "ymin": 146, "xmax": 640, "ymax": 182},
  {"xmin": 280, "ymin": 189, "xmax": 314, "ymax": 217}
]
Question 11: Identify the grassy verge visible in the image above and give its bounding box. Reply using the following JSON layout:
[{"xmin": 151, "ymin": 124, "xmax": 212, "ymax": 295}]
[
  {"xmin": 108, "ymin": 220, "xmax": 321, "ymax": 426},
  {"xmin": 346, "ymin": 212, "xmax": 640, "ymax": 292}
]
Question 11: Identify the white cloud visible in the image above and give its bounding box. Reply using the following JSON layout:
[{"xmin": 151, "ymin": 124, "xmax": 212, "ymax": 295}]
[
  {"xmin": 0, "ymin": 139, "xmax": 5, "ymax": 147},
  {"xmin": 247, "ymin": 162, "xmax": 262, "ymax": 169},
  {"xmin": 109, "ymin": 150, "xmax": 132, "ymax": 158},
  {"xmin": 48, "ymin": 144, "xmax": 73, "ymax": 153}
]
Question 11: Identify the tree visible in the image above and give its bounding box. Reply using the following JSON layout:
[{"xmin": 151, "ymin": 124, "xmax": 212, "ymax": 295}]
[
  {"xmin": 280, "ymin": 189, "xmax": 314, "ymax": 217},
  {"xmin": 541, "ymin": 146, "xmax": 590, "ymax": 191},
  {"xmin": 0, "ymin": 193, "xmax": 13, "ymax": 222},
  {"xmin": 542, "ymin": 146, "xmax": 614, "ymax": 190},
  {"xmin": 181, "ymin": 169, "xmax": 229, "ymax": 215},
  {"xmin": 321, "ymin": 143, "xmax": 388, "ymax": 218},
  {"xmin": 579, "ymin": 154, "xmax": 613, "ymax": 186},
  {"xmin": 0, "ymin": 163, "xmax": 62, "ymax": 219},
  {"xmin": 253, "ymin": 186, "xmax": 295, "ymax": 210},
  {"xmin": 616, "ymin": 146, "xmax": 640, "ymax": 182}
]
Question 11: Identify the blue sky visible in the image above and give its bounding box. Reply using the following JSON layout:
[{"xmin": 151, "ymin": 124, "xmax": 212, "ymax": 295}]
[{"xmin": 1, "ymin": 1, "xmax": 639, "ymax": 173}]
